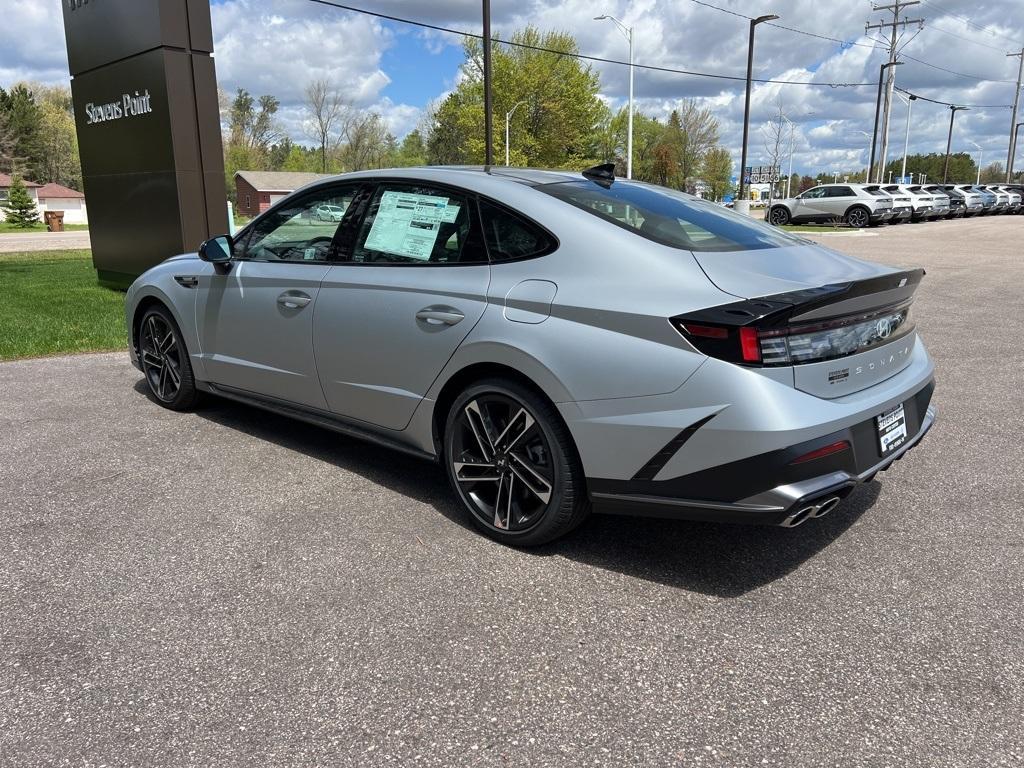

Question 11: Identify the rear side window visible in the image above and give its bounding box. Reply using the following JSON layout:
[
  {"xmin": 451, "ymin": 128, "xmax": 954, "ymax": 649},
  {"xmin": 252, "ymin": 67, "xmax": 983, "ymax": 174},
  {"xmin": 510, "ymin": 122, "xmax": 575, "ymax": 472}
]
[
  {"xmin": 478, "ymin": 199, "xmax": 554, "ymax": 261},
  {"xmin": 350, "ymin": 184, "xmax": 487, "ymax": 265},
  {"xmin": 540, "ymin": 180, "xmax": 805, "ymax": 252},
  {"xmin": 825, "ymin": 186, "xmax": 855, "ymax": 197}
]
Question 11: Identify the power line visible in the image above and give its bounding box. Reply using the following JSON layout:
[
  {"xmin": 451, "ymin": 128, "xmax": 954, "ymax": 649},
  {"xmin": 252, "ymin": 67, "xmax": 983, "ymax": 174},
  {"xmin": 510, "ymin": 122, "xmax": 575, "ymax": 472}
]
[
  {"xmin": 308, "ymin": 0, "xmax": 874, "ymax": 88},
  {"xmin": 688, "ymin": 0, "xmax": 1010, "ymax": 84},
  {"xmin": 920, "ymin": 0, "xmax": 1023, "ymax": 48},
  {"xmin": 894, "ymin": 85, "xmax": 1011, "ymax": 108},
  {"xmin": 900, "ymin": 52, "xmax": 1017, "ymax": 83},
  {"xmin": 919, "ymin": 21, "xmax": 1011, "ymax": 52}
]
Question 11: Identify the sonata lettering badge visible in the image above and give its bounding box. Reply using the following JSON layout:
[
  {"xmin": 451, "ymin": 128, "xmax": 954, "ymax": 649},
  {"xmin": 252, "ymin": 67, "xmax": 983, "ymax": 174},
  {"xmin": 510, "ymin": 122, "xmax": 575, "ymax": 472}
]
[{"xmin": 85, "ymin": 90, "xmax": 154, "ymax": 125}]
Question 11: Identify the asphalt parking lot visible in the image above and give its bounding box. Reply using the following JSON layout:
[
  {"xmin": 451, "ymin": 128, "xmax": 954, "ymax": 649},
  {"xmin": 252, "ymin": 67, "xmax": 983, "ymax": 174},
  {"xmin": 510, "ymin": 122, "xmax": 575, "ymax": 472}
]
[{"xmin": 2, "ymin": 215, "xmax": 1022, "ymax": 766}]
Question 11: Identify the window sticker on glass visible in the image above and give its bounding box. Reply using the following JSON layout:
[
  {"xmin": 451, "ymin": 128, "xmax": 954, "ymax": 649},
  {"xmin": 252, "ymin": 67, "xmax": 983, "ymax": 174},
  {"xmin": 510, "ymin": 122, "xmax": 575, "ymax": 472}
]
[{"xmin": 364, "ymin": 191, "xmax": 458, "ymax": 260}]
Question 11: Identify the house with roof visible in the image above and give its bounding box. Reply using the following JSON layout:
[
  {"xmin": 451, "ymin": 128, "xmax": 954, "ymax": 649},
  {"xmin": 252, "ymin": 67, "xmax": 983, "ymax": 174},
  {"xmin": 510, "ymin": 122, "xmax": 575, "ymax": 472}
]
[
  {"xmin": 234, "ymin": 170, "xmax": 334, "ymax": 218},
  {"xmin": 0, "ymin": 173, "xmax": 88, "ymax": 224}
]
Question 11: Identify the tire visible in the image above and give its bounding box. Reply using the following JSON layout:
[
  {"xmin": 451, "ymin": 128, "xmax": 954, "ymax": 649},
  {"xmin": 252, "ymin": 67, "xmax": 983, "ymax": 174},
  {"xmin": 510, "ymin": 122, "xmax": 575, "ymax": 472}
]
[
  {"xmin": 844, "ymin": 206, "xmax": 870, "ymax": 228},
  {"xmin": 138, "ymin": 305, "xmax": 199, "ymax": 411},
  {"xmin": 443, "ymin": 377, "xmax": 590, "ymax": 546},
  {"xmin": 768, "ymin": 206, "xmax": 790, "ymax": 226}
]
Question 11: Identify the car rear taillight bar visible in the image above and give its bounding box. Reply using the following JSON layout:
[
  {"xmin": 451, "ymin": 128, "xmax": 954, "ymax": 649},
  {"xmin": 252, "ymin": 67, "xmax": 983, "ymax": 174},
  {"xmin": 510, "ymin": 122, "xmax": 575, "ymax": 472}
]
[{"xmin": 671, "ymin": 271, "xmax": 923, "ymax": 368}]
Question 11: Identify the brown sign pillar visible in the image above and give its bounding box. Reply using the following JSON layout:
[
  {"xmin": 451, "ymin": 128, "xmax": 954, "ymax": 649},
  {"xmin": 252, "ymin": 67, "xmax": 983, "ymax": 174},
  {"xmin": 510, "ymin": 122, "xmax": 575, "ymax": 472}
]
[{"xmin": 62, "ymin": 0, "xmax": 228, "ymax": 287}]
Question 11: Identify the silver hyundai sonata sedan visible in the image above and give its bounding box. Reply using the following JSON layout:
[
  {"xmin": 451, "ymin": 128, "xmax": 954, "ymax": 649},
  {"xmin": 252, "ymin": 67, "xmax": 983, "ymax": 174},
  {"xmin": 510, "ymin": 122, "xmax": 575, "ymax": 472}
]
[{"xmin": 125, "ymin": 165, "xmax": 936, "ymax": 545}]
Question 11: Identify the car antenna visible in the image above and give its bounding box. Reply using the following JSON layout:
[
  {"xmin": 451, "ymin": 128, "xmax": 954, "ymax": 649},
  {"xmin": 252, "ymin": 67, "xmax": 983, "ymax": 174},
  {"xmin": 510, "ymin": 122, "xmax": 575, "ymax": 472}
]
[{"xmin": 582, "ymin": 163, "xmax": 617, "ymax": 187}]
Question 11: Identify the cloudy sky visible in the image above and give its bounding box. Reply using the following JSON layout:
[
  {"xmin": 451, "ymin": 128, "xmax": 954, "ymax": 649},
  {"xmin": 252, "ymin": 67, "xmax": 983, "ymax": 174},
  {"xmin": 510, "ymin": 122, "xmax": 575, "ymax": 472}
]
[{"xmin": 4, "ymin": 0, "xmax": 1023, "ymax": 175}]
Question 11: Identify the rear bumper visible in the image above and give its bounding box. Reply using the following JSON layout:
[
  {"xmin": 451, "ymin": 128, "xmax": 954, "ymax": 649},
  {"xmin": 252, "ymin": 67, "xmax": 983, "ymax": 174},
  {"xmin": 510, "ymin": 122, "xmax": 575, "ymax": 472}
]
[{"xmin": 589, "ymin": 383, "xmax": 935, "ymax": 527}]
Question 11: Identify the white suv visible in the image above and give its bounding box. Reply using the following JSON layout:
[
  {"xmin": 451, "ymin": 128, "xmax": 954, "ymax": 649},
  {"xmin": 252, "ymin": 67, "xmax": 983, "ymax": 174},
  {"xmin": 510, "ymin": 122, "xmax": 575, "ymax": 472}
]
[{"xmin": 768, "ymin": 183, "xmax": 895, "ymax": 227}]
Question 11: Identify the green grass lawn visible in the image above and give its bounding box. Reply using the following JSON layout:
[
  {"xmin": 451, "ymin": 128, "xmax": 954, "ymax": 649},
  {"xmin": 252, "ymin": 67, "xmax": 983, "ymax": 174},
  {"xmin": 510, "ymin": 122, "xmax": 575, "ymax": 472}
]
[
  {"xmin": 0, "ymin": 221, "xmax": 90, "ymax": 234},
  {"xmin": 0, "ymin": 250, "xmax": 126, "ymax": 360}
]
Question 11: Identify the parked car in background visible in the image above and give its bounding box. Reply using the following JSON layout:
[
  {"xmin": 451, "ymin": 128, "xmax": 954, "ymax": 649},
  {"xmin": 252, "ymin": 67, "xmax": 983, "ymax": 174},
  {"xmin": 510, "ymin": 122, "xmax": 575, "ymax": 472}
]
[
  {"xmin": 984, "ymin": 185, "xmax": 1020, "ymax": 213},
  {"xmin": 909, "ymin": 185, "xmax": 950, "ymax": 219},
  {"xmin": 315, "ymin": 203, "xmax": 347, "ymax": 222},
  {"xmin": 123, "ymin": 165, "xmax": 936, "ymax": 544},
  {"xmin": 968, "ymin": 185, "xmax": 998, "ymax": 214},
  {"xmin": 978, "ymin": 186, "xmax": 1010, "ymax": 213},
  {"xmin": 925, "ymin": 185, "xmax": 962, "ymax": 218},
  {"xmin": 944, "ymin": 185, "xmax": 985, "ymax": 216},
  {"xmin": 882, "ymin": 184, "xmax": 931, "ymax": 222},
  {"xmin": 767, "ymin": 183, "xmax": 894, "ymax": 227},
  {"xmin": 864, "ymin": 185, "xmax": 912, "ymax": 223},
  {"xmin": 1000, "ymin": 186, "xmax": 1022, "ymax": 213}
]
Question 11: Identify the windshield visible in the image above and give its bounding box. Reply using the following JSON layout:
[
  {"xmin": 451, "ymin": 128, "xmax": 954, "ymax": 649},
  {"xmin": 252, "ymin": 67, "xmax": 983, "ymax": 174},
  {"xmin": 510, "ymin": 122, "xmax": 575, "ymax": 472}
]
[{"xmin": 538, "ymin": 180, "xmax": 806, "ymax": 252}]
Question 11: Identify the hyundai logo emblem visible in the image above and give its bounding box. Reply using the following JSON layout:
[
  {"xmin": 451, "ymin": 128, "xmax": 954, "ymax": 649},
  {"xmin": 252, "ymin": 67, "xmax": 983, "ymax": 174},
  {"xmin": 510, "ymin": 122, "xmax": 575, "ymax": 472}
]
[{"xmin": 875, "ymin": 318, "xmax": 893, "ymax": 339}]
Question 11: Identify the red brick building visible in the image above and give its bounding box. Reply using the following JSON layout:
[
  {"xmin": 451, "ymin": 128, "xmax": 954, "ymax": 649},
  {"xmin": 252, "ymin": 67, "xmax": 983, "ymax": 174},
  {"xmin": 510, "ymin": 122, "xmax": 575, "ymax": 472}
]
[{"xmin": 234, "ymin": 171, "xmax": 333, "ymax": 218}]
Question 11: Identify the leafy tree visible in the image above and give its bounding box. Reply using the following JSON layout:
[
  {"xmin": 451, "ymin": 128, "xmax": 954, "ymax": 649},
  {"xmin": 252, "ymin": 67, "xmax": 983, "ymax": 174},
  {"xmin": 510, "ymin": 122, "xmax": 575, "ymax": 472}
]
[
  {"xmin": 2, "ymin": 175, "xmax": 40, "ymax": 227},
  {"xmin": 702, "ymin": 147, "xmax": 733, "ymax": 201},
  {"xmin": 798, "ymin": 175, "xmax": 816, "ymax": 193},
  {"xmin": 0, "ymin": 108, "xmax": 18, "ymax": 174},
  {"xmin": 0, "ymin": 84, "xmax": 43, "ymax": 178},
  {"xmin": 280, "ymin": 144, "xmax": 320, "ymax": 172},
  {"xmin": 882, "ymin": 152, "xmax": 975, "ymax": 184},
  {"xmin": 34, "ymin": 84, "xmax": 81, "ymax": 189},
  {"xmin": 427, "ymin": 26, "xmax": 604, "ymax": 167},
  {"xmin": 395, "ymin": 129, "xmax": 427, "ymax": 167}
]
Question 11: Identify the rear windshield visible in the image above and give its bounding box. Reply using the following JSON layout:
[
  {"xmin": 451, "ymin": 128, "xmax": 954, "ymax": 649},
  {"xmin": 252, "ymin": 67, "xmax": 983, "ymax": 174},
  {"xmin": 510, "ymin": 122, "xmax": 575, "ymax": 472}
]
[{"xmin": 538, "ymin": 180, "xmax": 804, "ymax": 252}]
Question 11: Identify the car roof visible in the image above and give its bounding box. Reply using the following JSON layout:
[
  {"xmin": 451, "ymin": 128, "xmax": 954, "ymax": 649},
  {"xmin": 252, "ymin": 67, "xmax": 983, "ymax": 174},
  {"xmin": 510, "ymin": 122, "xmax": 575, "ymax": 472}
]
[{"xmin": 299, "ymin": 166, "xmax": 590, "ymax": 189}]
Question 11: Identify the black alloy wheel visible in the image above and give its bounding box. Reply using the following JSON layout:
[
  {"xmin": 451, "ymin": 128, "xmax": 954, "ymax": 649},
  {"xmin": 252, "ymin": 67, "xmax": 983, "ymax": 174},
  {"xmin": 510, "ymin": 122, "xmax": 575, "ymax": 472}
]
[
  {"xmin": 844, "ymin": 207, "xmax": 870, "ymax": 228},
  {"xmin": 444, "ymin": 379, "xmax": 589, "ymax": 546},
  {"xmin": 139, "ymin": 306, "xmax": 199, "ymax": 410},
  {"xmin": 768, "ymin": 206, "xmax": 790, "ymax": 226}
]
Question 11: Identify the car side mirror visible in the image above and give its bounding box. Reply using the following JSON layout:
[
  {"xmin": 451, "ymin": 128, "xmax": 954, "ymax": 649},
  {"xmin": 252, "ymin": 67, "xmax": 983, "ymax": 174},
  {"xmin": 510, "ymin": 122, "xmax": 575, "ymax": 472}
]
[{"xmin": 199, "ymin": 235, "xmax": 233, "ymax": 263}]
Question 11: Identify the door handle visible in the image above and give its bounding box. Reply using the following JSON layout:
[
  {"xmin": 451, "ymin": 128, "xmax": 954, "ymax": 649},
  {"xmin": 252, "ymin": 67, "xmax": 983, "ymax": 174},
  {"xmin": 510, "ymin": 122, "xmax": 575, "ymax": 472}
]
[
  {"xmin": 416, "ymin": 306, "xmax": 465, "ymax": 326},
  {"xmin": 277, "ymin": 292, "xmax": 312, "ymax": 309}
]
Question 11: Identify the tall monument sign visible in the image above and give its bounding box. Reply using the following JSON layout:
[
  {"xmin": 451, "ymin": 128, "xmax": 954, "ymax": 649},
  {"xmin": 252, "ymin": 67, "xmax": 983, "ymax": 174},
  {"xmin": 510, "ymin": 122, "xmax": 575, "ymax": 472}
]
[{"xmin": 62, "ymin": 0, "xmax": 228, "ymax": 287}]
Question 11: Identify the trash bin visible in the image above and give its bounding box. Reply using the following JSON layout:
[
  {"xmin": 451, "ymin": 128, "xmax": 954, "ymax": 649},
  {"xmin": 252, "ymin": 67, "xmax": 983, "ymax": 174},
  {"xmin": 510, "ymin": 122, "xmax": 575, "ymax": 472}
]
[{"xmin": 44, "ymin": 210, "xmax": 65, "ymax": 232}]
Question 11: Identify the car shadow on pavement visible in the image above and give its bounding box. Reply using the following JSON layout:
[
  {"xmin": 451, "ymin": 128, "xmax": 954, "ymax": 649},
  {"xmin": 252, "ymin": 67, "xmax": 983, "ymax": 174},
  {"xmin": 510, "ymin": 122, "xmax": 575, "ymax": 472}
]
[
  {"xmin": 152, "ymin": 382, "xmax": 880, "ymax": 598},
  {"xmin": 547, "ymin": 482, "xmax": 879, "ymax": 597}
]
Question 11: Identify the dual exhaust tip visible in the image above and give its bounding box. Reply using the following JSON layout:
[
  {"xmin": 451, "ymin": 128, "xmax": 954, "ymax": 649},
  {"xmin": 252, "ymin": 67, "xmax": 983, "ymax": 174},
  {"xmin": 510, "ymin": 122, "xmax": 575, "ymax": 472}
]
[{"xmin": 780, "ymin": 496, "xmax": 841, "ymax": 528}]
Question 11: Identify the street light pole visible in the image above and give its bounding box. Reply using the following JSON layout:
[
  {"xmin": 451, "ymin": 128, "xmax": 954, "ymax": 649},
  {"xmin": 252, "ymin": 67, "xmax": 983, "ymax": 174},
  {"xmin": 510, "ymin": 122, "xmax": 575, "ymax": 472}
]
[
  {"xmin": 504, "ymin": 101, "xmax": 528, "ymax": 166},
  {"xmin": 870, "ymin": 61, "xmax": 902, "ymax": 183},
  {"xmin": 943, "ymin": 105, "xmax": 969, "ymax": 183},
  {"xmin": 595, "ymin": 15, "xmax": 634, "ymax": 179},
  {"xmin": 738, "ymin": 13, "xmax": 779, "ymax": 212},
  {"xmin": 968, "ymin": 140, "xmax": 983, "ymax": 185},
  {"xmin": 782, "ymin": 115, "xmax": 795, "ymax": 198},
  {"xmin": 895, "ymin": 91, "xmax": 916, "ymax": 182}
]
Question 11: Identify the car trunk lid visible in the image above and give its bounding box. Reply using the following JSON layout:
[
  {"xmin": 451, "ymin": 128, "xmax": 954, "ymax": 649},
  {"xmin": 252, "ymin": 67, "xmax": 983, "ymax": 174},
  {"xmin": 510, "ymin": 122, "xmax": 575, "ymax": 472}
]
[{"xmin": 679, "ymin": 246, "xmax": 924, "ymax": 398}]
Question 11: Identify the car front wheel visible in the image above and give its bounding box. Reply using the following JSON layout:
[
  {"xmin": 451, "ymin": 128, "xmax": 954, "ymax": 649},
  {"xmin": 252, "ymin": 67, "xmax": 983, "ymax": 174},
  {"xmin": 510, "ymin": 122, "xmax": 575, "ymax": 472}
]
[
  {"xmin": 444, "ymin": 378, "xmax": 590, "ymax": 546},
  {"xmin": 138, "ymin": 305, "xmax": 199, "ymax": 411}
]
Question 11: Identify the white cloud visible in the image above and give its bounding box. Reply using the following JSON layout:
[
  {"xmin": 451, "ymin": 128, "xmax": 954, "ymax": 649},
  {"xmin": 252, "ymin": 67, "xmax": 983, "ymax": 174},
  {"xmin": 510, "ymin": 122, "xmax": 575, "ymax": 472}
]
[{"xmin": 3, "ymin": 0, "xmax": 1021, "ymax": 171}]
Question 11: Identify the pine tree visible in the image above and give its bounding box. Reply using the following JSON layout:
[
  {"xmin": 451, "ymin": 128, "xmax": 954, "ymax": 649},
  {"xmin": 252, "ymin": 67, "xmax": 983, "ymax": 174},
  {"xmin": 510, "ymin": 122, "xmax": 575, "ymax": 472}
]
[{"xmin": 2, "ymin": 175, "xmax": 40, "ymax": 228}]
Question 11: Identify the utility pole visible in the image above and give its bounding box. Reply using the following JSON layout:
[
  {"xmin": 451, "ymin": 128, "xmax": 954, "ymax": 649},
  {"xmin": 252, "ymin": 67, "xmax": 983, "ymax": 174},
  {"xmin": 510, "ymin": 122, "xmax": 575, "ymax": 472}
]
[
  {"xmin": 866, "ymin": 2, "xmax": 924, "ymax": 182},
  {"xmin": 482, "ymin": 0, "xmax": 493, "ymax": 167},
  {"xmin": 1006, "ymin": 49, "xmax": 1023, "ymax": 183}
]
